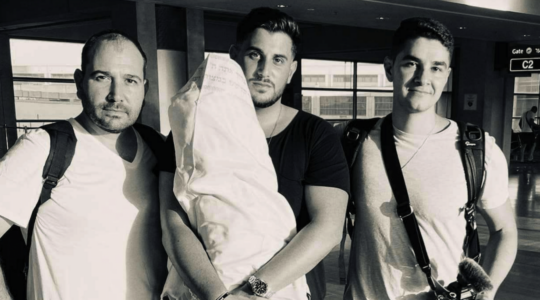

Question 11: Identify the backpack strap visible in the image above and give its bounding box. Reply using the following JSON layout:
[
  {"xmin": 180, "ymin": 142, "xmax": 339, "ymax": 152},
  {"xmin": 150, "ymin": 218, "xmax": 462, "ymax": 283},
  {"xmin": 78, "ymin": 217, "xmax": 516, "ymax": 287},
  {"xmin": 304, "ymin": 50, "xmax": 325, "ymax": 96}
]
[
  {"xmin": 379, "ymin": 115, "xmax": 437, "ymax": 291},
  {"xmin": 133, "ymin": 123, "xmax": 165, "ymax": 176},
  {"xmin": 457, "ymin": 122, "xmax": 485, "ymax": 262},
  {"xmin": 341, "ymin": 118, "xmax": 380, "ymax": 234},
  {"xmin": 338, "ymin": 117, "xmax": 379, "ymax": 284},
  {"xmin": 25, "ymin": 121, "xmax": 77, "ymax": 277},
  {"xmin": 341, "ymin": 118, "xmax": 381, "ymax": 169}
]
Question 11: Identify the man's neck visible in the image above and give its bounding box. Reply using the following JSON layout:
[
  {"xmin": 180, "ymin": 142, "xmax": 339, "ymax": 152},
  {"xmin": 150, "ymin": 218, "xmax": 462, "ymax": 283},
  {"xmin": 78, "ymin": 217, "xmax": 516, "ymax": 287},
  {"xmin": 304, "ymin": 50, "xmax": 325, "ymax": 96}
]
[
  {"xmin": 255, "ymin": 101, "xmax": 283, "ymax": 136},
  {"xmin": 392, "ymin": 108, "xmax": 445, "ymax": 135},
  {"xmin": 75, "ymin": 113, "xmax": 137, "ymax": 162},
  {"xmin": 75, "ymin": 113, "xmax": 121, "ymax": 143}
]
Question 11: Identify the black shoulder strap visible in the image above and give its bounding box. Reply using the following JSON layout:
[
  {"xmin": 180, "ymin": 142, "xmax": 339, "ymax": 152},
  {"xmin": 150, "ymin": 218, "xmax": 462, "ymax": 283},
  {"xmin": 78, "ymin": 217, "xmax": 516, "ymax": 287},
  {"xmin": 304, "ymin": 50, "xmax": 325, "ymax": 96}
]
[
  {"xmin": 457, "ymin": 122, "xmax": 485, "ymax": 262},
  {"xmin": 338, "ymin": 117, "xmax": 379, "ymax": 284},
  {"xmin": 379, "ymin": 115, "xmax": 437, "ymax": 290},
  {"xmin": 25, "ymin": 121, "xmax": 77, "ymax": 277},
  {"xmin": 341, "ymin": 117, "xmax": 380, "ymax": 236},
  {"xmin": 341, "ymin": 118, "xmax": 381, "ymax": 168}
]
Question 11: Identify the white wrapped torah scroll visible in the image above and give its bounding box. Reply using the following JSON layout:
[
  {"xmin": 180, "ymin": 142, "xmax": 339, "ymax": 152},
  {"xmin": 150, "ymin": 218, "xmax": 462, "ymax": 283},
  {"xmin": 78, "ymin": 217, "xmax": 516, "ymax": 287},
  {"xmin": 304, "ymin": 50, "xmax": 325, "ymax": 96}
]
[{"xmin": 167, "ymin": 54, "xmax": 309, "ymax": 300}]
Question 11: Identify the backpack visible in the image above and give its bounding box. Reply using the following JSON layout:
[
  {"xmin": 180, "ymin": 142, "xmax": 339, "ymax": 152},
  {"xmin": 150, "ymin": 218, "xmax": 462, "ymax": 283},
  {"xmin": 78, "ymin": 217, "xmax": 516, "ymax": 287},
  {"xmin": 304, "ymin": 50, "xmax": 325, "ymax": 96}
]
[
  {"xmin": 337, "ymin": 115, "xmax": 485, "ymax": 285},
  {"xmin": 22, "ymin": 120, "xmax": 164, "ymax": 291}
]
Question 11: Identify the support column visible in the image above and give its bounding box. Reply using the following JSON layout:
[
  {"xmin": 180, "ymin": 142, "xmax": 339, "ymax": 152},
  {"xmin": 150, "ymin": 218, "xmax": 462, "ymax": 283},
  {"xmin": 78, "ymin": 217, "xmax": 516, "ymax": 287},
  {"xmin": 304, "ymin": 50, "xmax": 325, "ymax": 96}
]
[
  {"xmin": 0, "ymin": 34, "xmax": 17, "ymax": 157},
  {"xmin": 185, "ymin": 8, "xmax": 205, "ymax": 79},
  {"xmin": 136, "ymin": 2, "xmax": 160, "ymax": 131}
]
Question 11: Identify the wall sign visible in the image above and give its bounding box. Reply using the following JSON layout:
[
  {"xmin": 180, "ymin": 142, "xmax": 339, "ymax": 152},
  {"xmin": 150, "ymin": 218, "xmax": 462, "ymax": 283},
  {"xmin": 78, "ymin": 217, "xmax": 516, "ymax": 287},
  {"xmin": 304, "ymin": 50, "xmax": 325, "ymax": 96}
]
[
  {"xmin": 508, "ymin": 45, "xmax": 540, "ymax": 72},
  {"xmin": 464, "ymin": 94, "xmax": 477, "ymax": 111},
  {"xmin": 510, "ymin": 58, "xmax": 540, "ymax": 72}
]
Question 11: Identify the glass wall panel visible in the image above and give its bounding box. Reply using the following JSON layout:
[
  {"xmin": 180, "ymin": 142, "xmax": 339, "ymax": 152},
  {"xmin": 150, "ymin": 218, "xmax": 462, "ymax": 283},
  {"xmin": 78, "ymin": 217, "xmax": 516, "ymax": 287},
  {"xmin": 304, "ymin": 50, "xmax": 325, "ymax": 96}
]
[
  {"xmin": 356, "ymin": 92, "xmax": 393, "ymax": 118},
  {"xmin": 356, "ymin": 62, "xmax": 392, "ymax": 91},
  {"xmin": 10, "ymin": 39, "xmax": 83, "ymax": 134},
  {"xmin": 512, "ymin": 95, "xmax": 539, "ymax": 131},
  {"xmin": 301, "ymin": 90, "xmax": 353, "ymax": 119},
  {"xmin": 302, "ymin": 59, "xmax": 354, "ymax": 89},
  {"xmin": 515, "ymin": 74, "xmax": 540, "ymax": 94},
  {"xmin": 10, "ymin": 39, "xmax": 82, "ymax": 78},
  {"xmin": 13, "ymin": 81, "xmax": 82, "ymax": 120}
]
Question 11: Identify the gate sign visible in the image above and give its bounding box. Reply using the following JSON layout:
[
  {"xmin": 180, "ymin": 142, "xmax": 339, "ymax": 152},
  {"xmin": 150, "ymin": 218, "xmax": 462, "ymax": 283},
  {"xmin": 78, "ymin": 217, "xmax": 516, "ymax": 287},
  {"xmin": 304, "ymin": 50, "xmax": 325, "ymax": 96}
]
[
  {"xmin": 509, "ymin": 45, "xmax": 540, "ymax": 72},
  {"xmin": 510, "ymin": 58, "xmax": 540, "ymax": 72}
]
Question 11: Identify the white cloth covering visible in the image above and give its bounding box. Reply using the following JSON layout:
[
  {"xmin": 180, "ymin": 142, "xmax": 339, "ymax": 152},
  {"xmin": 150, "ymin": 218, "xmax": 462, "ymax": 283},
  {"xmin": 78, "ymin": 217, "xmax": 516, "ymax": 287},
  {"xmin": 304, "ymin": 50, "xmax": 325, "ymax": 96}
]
[
  {"xmin": 168, "ymin": 55, "xmax": 309, "ymax": 300},
  {"xmin": 0, "ymin": 119, "xmax": 167, "ymax": 300}
]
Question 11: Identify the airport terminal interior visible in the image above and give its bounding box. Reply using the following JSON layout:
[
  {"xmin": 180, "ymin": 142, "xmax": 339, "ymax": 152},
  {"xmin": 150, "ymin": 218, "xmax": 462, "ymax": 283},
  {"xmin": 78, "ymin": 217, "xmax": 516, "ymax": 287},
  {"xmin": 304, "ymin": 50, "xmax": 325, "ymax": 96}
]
[{"xmin": 1, "ymin": 0, "xmax": 540, "ymax": 299}]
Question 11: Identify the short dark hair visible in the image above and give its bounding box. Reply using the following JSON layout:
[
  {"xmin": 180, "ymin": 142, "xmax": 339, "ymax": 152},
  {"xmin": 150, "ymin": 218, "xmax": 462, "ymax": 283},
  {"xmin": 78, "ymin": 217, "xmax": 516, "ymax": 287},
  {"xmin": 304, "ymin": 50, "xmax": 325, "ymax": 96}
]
[
  {"xmin": 81, "ymin": 29, "xmax": 147, "ymax": 76},
  {"xmin": 390, "ymin": 17, "xmax": 454, "ymax": 62},
  {"xmin": 236, "ymin": 7, "xmax": 301, "ymax": 57},
  {"xmin": 532, "ymin": 106, "xmax": 538, "ymax": 112}
]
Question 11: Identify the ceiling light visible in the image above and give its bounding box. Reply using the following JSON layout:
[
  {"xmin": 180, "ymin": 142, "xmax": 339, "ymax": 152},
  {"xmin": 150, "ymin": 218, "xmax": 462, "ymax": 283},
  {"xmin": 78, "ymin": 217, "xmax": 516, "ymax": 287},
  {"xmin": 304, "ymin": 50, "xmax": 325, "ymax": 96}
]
[
  {"xmin": 459, "ymin": 27, "xmax": 467, "ymax": 29},
  {"xmin": 307, "ymin": 8, "xmax": 315, "ymax": 11},
  {"xmin": 463, "ymin": 0, "xmax": 510, "ymax": 11},
  {"xmin": 524, "ymin": 34, "xmax": 531, "ymax": 37},
  {"xmin": 277, "ymin": 4, "xmax": 289, "ymax": 8},
  {"xmin": 376, "ymin": 17, "xmax": 386, "ymax": 20}
]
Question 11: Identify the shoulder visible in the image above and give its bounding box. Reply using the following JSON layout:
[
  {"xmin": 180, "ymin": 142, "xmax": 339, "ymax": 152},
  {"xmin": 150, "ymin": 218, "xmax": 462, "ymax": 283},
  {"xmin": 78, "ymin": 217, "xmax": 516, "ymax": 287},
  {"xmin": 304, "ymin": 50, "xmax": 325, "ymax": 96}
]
[
  {"xmin": 478, "ymin": 131, "xmax": 508, "ymax": 209},
  {"xmin": 483, "ymin": 131, "xmax": 505, "ymax": 170},
  {"xmin": 10, "ymin": 128, "xmax": 51, "ymax": 154},
  {"xmin": 293, "ymin": 110, "xmax": 337, "ymax": 137}
]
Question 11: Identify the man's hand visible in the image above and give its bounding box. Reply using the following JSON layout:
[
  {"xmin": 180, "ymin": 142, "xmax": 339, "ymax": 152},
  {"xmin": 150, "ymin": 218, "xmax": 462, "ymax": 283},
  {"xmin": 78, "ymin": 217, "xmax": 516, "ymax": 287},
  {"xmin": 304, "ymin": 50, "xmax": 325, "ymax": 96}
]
[
  {"xmin": 169, "ymin": 81, "xmax": 200, "ymax": 147},
  {"xmin": 475, "ymin": 290, "xmax": 495, "ymax": 300}
]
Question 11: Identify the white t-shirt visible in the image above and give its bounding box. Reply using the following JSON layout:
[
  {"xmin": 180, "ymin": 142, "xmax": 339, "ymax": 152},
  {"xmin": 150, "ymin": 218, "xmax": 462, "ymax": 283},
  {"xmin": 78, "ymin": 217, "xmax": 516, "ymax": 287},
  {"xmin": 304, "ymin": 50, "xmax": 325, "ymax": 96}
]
[
  {"xmin": 0, "ymin": 119, "xmax": 167, "ymax": 300},
  {"xmin": 344, "ymin": 119, "xmax": 508, "ymax": 300}
]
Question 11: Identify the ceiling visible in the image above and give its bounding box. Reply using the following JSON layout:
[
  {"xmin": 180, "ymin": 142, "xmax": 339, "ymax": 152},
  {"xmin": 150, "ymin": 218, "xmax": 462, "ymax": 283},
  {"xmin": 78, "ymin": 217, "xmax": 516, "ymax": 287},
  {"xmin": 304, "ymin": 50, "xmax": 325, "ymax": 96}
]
[{"xmin": 139, "ymin": 0, "xmax": 540, "ymax": 43}]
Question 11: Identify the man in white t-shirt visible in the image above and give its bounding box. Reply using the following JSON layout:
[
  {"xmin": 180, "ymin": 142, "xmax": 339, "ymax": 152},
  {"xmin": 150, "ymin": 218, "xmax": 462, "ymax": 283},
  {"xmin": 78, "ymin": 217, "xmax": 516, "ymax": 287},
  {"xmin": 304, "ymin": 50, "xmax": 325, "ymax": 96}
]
[
  {"xmin": 344, "ymin": 18, "xmax": 518, "ymax": 300},
  {"xmin": 0, "ymin": 31, "xmax": 167, "ymax": 299}
]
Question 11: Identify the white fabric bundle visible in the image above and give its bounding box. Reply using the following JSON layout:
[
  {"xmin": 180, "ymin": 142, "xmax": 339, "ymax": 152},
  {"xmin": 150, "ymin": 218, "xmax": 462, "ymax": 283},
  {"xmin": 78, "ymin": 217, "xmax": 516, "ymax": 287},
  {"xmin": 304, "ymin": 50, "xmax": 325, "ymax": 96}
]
[{"xmin": 166, "ymin": 54, "xmax": 308, "ymax": 300}]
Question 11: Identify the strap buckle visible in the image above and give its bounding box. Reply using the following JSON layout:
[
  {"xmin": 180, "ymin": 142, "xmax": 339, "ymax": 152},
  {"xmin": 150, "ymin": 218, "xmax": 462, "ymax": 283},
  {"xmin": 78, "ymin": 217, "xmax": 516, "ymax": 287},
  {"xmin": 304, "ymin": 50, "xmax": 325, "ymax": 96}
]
[
  {"xmin": 43, "ymin": 176, "xmax": 59, "ymax": 189},
  {"xmin": 398, "ymin": 205, "xmax": 414, "ymax": 220},
  {"xmin": 346, "ymin": 128, "xmax": 361, "ymax": 141}
]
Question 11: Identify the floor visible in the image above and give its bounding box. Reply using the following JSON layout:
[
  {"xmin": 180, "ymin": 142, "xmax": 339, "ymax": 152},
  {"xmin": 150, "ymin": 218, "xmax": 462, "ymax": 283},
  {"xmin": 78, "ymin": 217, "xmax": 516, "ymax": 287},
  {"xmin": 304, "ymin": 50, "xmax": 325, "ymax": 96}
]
[{"xmin": 322, "ymin": 160, "xmax": 540, "ymax": 300}]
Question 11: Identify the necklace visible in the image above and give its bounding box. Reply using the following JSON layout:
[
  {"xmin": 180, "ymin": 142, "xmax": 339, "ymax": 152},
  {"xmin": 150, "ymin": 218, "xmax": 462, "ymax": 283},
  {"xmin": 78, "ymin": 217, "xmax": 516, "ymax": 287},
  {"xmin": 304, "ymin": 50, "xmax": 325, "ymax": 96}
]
[
  {"xmin": 400, "ymin": 120, "xmax": 437, "ymax": 170},
  {"xmin": 267, "ymin": 104, "xmax": 283, "ymax": 146}
]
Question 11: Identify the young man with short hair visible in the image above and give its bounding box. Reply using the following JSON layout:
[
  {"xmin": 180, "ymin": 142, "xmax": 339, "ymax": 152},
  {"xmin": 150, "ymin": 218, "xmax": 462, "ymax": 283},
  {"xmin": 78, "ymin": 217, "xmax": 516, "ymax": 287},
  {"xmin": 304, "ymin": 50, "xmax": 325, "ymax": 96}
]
[
  {"xmin": 344, "ymin": 18, "xmax": 517, "ymax": 300},
  {"xmin": 160, "ymin": 7, "xmax": 349, "ymax": 300},
  {"xmin": 0, "ymin": 31, "xmax": 168, "ymax": 300}
]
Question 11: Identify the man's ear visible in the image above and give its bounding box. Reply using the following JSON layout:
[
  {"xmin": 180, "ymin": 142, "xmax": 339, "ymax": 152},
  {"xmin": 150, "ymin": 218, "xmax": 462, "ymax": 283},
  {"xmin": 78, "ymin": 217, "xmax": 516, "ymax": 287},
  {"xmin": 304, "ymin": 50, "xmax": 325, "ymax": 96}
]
[
  {"xmin": 229, "ymin": 44, "xmax": 238, "ymax": 60},
  {"xmin": 144, "ymin": 79, "xmax": 149, "ymax": 96},
  {"xmin": 383, "ymin": 56, "xmax": 394, "ymax": 82},
  {"xmin": 74, "ymin": 69, "xmax": 85, "ymax": 101},
  {"xmin": 287, "ymin": 60, "xmax": 298, "ymax": 84}
]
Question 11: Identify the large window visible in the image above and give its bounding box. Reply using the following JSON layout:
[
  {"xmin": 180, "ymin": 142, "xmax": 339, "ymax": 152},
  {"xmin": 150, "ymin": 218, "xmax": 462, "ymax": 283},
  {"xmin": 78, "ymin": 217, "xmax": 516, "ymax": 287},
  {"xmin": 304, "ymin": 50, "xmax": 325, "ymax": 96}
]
[
  {"xmin": 301, "ymin": 59, "xmax": 452, "ymax": 120},
  {"xmin": 10, "ymin": 39, "xmax": 84, "ymax": 136},
  {"xmin": 513, "ymin": 74, "xmax": 540, "ymax": 131},
  {"xmin": 301, "ymin": 60, "xmax": 391, "ymax": 120}
]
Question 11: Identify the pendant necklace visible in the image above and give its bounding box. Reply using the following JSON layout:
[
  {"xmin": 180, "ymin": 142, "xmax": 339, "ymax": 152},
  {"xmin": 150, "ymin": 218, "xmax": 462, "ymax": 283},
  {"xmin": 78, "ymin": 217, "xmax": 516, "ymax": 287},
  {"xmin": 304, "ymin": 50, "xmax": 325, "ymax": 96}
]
[
  {"xmin": 400, "ymin": 120, "xmax": 437, "ymax": 170},
  {"xmin": 267, "ymin": 104, "xmax": 283, "ymax": 146}
]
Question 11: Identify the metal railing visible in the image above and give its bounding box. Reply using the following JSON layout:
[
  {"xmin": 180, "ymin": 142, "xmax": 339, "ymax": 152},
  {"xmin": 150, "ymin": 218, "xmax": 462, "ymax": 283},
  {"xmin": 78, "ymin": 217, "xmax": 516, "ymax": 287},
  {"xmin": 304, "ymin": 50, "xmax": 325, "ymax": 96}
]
[{"xmin": 1, "ymin": 119, "xmax": 58, "ymax": 149}]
